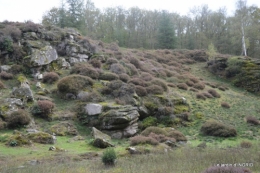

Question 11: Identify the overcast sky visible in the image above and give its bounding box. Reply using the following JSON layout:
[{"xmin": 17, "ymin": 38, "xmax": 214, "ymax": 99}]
[{"xmin": 0, "ymin": 0, "xmax": 260, "ymax": 23}]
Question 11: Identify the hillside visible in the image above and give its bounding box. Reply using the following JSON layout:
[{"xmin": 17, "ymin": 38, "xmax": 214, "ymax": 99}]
[{"xmin": 0, "ymin": 21, "xmax": 259, "ymax": 172}]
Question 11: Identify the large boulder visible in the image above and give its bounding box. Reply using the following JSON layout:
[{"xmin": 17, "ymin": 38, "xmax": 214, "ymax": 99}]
[
  {"xmin": 0, "ymin": 98, "xmax": 23, "ymax": 119},
  {"xmin": 30, "ymin": 46, "xmax": 58, "ymax": 66},
  {"xmin": 11, "ymin": 86, "xmax": 34, "ymax": 102},
  {"xmin": 49, "ymin": 121, "xmax": 78, "ymax": 136},
  {"xmin": 91, "ymin": 127, "xmax": 114, "ymax": 148},
  {"xmin": 85, "ymin": 103, "xmax": 102, "ymax": 116},
  {"xmin": 27, "ymin": 132, "xmax": 56, "ymax": 144}
]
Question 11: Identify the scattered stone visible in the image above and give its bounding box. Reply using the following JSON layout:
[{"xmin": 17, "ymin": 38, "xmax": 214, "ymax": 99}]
[
  {"xmin": 49, "ymin": 146, "xmax": 56, "ymax": 151},
  {"xmin": 126, "ymin": 147, "xmax": 140, "ymax": 154},
  {"xmin": 85, "ymin": 103, "xmax": 103, "ymax": 116},
  {"xmin": 91, "ymin": 127, "xmax": 114, "ymax": 148}
]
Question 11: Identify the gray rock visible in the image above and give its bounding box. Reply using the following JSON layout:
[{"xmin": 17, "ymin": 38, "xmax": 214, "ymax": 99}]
[
  {"xmin": 0, "ymin": 98, "xmax": 23, "ymax": 117},
  {"xmin": 0, "ymin": 65, "xmax": 11, "ymax": 72},
  {"xmin": 91, "ymin": 127, "xmax": 114, "ymax": 148},
  {"xmin": 69, "ymin": 57, "xmax": 79, "ymax": 64},
  {"xmin": 138, "ymin": 106, "xmax": 149, "ymax": 119},
  {"xmin": 123, "ymin": 122, "xmax": 138, "ymax": 137},
  {"xmin": 11, "ymin": 86, "xmax": 34, "ymax": 102},
  {"xmin": 85, "ymin": 103, "xmax": 102, "ymax": 116},
  {"xmin": 30, "ymin": 46, "xmax": 58, "ymax": 66}
]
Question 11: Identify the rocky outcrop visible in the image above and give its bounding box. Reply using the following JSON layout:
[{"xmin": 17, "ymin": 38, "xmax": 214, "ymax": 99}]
[
  {"xmin": 11, "ymin": 86, "xmax": 34, "ymax": 103},
  {"xmin": 30, "ymin": 46, "xmax": 58, "ymax": 66},
  {"xmin": 0, "ymin": 98, "xmax": 23, "ymax": 118}
]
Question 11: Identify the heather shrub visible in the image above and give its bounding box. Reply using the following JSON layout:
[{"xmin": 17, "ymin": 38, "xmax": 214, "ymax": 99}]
[
  {"xmin": 106, "ymin": 58, "xmax": 118, "ymax": 65},
  {"xmin": 135, "ymin": 85, "xmax": 147, "ymax": 97},
  {"xmin": 6, "ymin": 109, "xmax": 31, "ymax": 128},
  {"xmin": 151, "ymin": 79, "xmax": 168, "ymax": 91},
  {"xmin": 200, "ymin": 120, "xmax": 237, "ymax": 137},
  {"xmin": 140, "ymin": 72, "xmax": 154, "ymax": 81},
  {"xmin": 42, "ymin": 72, "xmax": 59, "ymax": 84},
  {"xmin": 202, "ymin": 166, "xmax": 251, "ymax": 173},
  {"xmin": 99, "ymin": 72, "xmax": 119, "ymax": 81},
  {"xmin": 141, "ymin": 126, "xmax": 167, "ymax": 136},
  {"xmin": 221, "ymin": 102, "xmax": 230, "ymax": 108},
  {"xmin": 166, "ymin": 130, "xmax": 187, "ymax": 141},
  {"xmin": 208, "ymin": 89, "xmax": 221, "ymax": 98},
  {"xmin": 240, "ymin": 141, "xmax": 253, "ymax": 148},
  {"xmin": 167, "ymin": 83, "xmax": 176, "ymax": 88},
  {"xmin": 31, "ymin": 100, "xmax": 55, "ymax": 119},
  {"xmin": 130, "ymin": 135, "xmax": 159, "ymax": 146},
  {"xmin": 57, "ymin": 75, "xmax": 94, "ymax": 95},
  {"xmin": 193, "ymin": 82, "xmax": 205, "ymax": 90},
  {"xmin": 146, "ymin": 85, "xmax": 164, "ymax": 95},
  {"xmin": 12, "ymin": 44, "xmax": 26, "ymax": 61},
  {"xmin": 124, "ymin": 63, "xmax": 138, "ymax": 76},
  {"xmin": 189, "ymin": 87, "xmax": 198, "ymax": 92},
  {"xmin": 246, "ymin": 116, "xmax": 259, "ymax": 125},
  {"xmin": 189, "ymin": 76, "xmax": 200, "ymax": 83},
  {"xmin": 197, "ymin": 93, "xmax": 206, "ymax": 100},
  {"xmin": 110, "ymin": 63, "xmax": 126, "ymax": 74},
  {"xmin": 89, "ymin": 59, "xmax": 101, "ymax": 68},
  {"xmin": 129, "ymin": 56, "xmax": 141, "ymax": 68},
  {"xmin": 20, "ymin": 21, "xmax": 41, "ymax": 32},
  {"xmin": 2, "ymin": 25, "xmax": 21, "ymax": 41},
  {"xmin": 185, "ymin": 80, "xmax": 194, "ymax": 87},
  {"xmin": 148, "ymin": 132, "xmax": 176, "ymax": 143},
  {"xmin": 0, "ymin": 120, "xmax": 6, "ymax": 130},
  {"xmin": 78, "ymin": 91, "xmax": 104, "ymax": 102},
  {"xmin": 119, "ymin": 73, "xmax": 130, "ymax": 82},
  {"xmin": 102, "ymin": 148, "xmax": 117, "ymax": 166},
  {"xmin": 202, "ymin": 92, "xmax": 214, "ymax": 98},
  {"xmin": 0, "ymin": 71, "xmax": 13, "ymax": 80},
  {"xmin": 177, "ymin": 83, "xmax": 188, "ymax": 90},
  {"xmin": 128, "ymin": 78, "xmax": 149, "ymax": 87},
  {"xmin": 70, "ymin": 63, "xmax": 99, "ymax": 79}
]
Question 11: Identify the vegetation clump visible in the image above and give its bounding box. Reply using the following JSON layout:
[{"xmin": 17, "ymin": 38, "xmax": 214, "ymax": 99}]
[
  {"xmin": 31, "ymin": 100, "xmax": 55, "ymax": 120},
  {"xmin": 0, "ymin": 71, "xmax": 13, "ymax": 80},
  {"xmin": 42, "ymin": 72, "xmax": 59, "ymax": 84},
  {"xmin": 246, "ymin": 116, "xmax": 259, "ymax": 125},
  {"xmin": 6, "ymin": 109, "xmax": 31, "ymax": 128},
  {"xmin": 57, "ymin": 75, "xmax": 94, "ymax": 95},
  {"xmin": 240, "ymin": 141, "xmax": 253, "ymax": 148},
  {"xmin": 102, "ymin": 148, "xmax": 117, "ymax": 166},
  {"xmin": 177, "ymin": 83, "xmax": 189, "ymax": 90},
  {"xmin": 221, "ymin": 102, "xmax": 230, "ymax": 108},
  {"xmin": 0, "ymin": 80, "xmax": 5, "ymax": 89},
  {"xmin": 70, "ymin": 63, "xmax": 99, "ymax": 79},
  {"xmin": 208, "ymin": 89, "xmax": 221, "ymax": 98},
  {"xmin": 130, "ymin": 135, "xmax": 159, "ymax": 146},
  {"xmin": 200, "ymin": 120, "xmax": 237, "ymax": 137},
  {"xmin": 202, "ymin": 166, "xmax": 251, "ymax": 173}
]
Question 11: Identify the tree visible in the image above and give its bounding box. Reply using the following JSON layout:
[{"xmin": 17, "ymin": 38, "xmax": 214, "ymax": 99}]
[
  {"xmin": 207, "ymin": 43, "xmax": 218, "ymax": 61},
  {"xmin": 157, "ymin": 11, "xmax": 177, "ymax": 49},
  {"xmin": 66, "ymin": 0, "xmax": 85, "ymax": 30}
]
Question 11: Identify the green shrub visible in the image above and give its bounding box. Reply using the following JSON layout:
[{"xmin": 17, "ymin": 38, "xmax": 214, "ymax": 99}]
[
  {"xmin": 200, "ymin": 120, "xmax": 237, "ymax": 137},
  {"xmin": 42, "ymin": 72, "xmax": 59, "ymax": 84},
  {"xmin": 6, "ymin": 109, "xmax": 31, "ymax": 128},
  {"xmin": 57, "ymin": 75, "xmax": 94, "ymax": 95},
  {"xmin": 102, "ymin": 148, "xmax": 117, "ymax": 166},
  {"xmin": 142, "ymin": 116, "xmax": 157, "ymax": 129}
]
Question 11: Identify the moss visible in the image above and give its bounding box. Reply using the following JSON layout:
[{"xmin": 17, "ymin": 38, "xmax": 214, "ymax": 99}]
[
  {"xmin": 194, "ymin": 112, "xmax": 204, "ymax": 119},
  {"xmin": 173, "ymin": 105, "xmax": 190, "ymax": 114},
  {"xmin": 17, "ymin": 74, "xmax": 27, "ymax": 83}
]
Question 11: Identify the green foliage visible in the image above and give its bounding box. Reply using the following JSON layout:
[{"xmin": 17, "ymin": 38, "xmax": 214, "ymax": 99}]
[
  {"xmin": 158, "ymin": 10, "xmax": 177, "ymax": 49},
  {"xmin": 206, "ymin": 43, "xmax": 217, "ymax": 61},
  {"xmin": 0, "ymin": 36, "xmax": 13, "ymax": 52},
  {"xmin": 6, "ymin": 109, "xmax": 31, "ymax": 128},
  {"xmin": 102, "ymin": 147, "xmax": 117, "ymax": 166},
  {"xmin": 142, "ymin": 116, "xmax": 157, "ymax": 129}
]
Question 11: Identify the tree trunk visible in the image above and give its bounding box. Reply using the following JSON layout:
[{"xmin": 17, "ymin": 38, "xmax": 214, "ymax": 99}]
[{"xmin": 241, "ymin": 23, "xmax": 247, "ymax": 56}]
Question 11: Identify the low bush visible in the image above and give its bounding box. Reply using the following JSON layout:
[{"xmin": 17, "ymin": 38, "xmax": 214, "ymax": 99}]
[
  {"xmin": 9, "ymin": 64, "xmax": 24, "ymax": 74},
  {"xmin": 185, "ymin": 80, "xmax": 194, "ymax": 87},
  {"xmin": 193, "ymin": 82, "xmax": 205, "ymax": 90},
  {"xmin": 89, "ymin": 59, "xmax": 101, "ymax": 68},
  {"xmin": 189, "ymin": 87, "xmax": 198, "ymax": 92},
  {"xmin": 200, "ymin": 120, "xmax": 237, "ymax": 137},
  {"xmin": 208, "ymin": 89, "xmax": 221, "ymax": 98},
  {"xmin": 151, "ymin": 79, "xmax": 168, "ymax": 91},
  {"xmin": 119, "ymin": 73, "xmax": 130, "ymax": 82},
  {"xmin": 78, "ymin": 91, "xmax": 104, "ymax": 102},
  {"xmin": 130, "ymin": 135, "xmax": 159, "ymax": 146},
  {"xmin": 57, "ymin": 75, "xmax": 94, "ymax": 95},
  {"xmin": 128, "ymin": 78, "xmax": 149, "ymax": 87},
  {"xmin": 135, "ymin": 85, "xmax": 147, "ymax": 97},
  {"xmin": 167, "ymin": 83, "xmax": 176, "ymax": 88},
  {"xmin": 106, "ymin": 58, "xmax": 118, "ymax": 65},
  {"xmin": 177, "ymin": 83, "xmax": 188, "ymax": 90},
  {"xmin": 99, "ymin": 72, "xmax": 119, "ymax": 81},
  {"xmin": 6, "ymin": 109, "xmax": 31, "ymax": 128},
  {"xmin": 129, "ymin": 57, "xmax": 141, "ymax": 68},
  {"xmin": 102, "ymin": 148, "xmax": 117, "ymax": 166},
  {"xmin": 202, "ymin": 92, "xmax": 214, "ymax": 98},
  {"xmin": 202, "ymin": 166, "xmax": 251, "ymax": 173},
  {"xmin": 196, "ymin": 93, "xmax": 206, "ymax": 100},
  {"xmin": 246, "ymin": 116, "xmax": 259, "ymax": 125},
  {"xmin": 221, "ymin": 102, "xmax": 230, "ymax": 108},
  {"xmin": 110, "ymin": 63, "xmax": 126, "ymax": 74},
  {"xmin": 148, "ymin": 132, "xmax": 176, "ymax": 143},
  {"xmin": 141, "ymin": 126, "xmax": 167, "ymax": 136},
  {"xmin": 31, "ymin": 100, "xmax": 55, "ymax": 119},
  {"xmin": 0, "ymin": 71, "xmax": 13, "ymax": 80},
  {"xmin": 42, "ymin": 72, "xmax": 59, "ymax": 84},
  {"xmin": 166, "ymin": 130, "xmax": 187, "ymax": 141},
  {"xmin": 140, "ymin": 72, "xmax": 154, "ymax": 81},
  {"xmin": 142, "ymin": 116, "xmax": 157, "ymax": 129},
  {"xmin": 146, "ymin": 85, "xmax": 164, "ymax": 95},
  {"xmin": 240, "ymin": 141, "xmax": 253, "ymax": 148},
  {"xmin": 70, "ymin": 63, "xmax": 99, "ymax": 79}
]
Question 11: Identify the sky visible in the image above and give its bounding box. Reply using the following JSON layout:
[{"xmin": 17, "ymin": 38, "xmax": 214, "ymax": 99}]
[{"xmin": 0, "ymin": 0, "xmax": 260, "ymax": 23}]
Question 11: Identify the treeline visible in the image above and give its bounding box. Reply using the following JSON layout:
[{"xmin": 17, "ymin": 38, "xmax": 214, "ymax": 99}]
[{"xmin": 42, "ymin": 0, "xmax": 260, "ymax": 58}]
